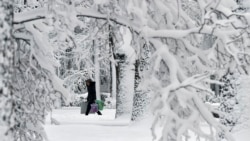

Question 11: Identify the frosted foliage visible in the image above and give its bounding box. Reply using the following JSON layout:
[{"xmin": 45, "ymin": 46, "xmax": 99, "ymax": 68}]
[
  {"xmin": 56, "ymin": 18, "xmax": 111, "ymax": 96},
  {"xmin": 131, "ymin": 60, "xmax": 151, "ymax": 121},
  {"xmin": 63, "ymin": 70, "xmax": 90, "ymax": 93},
  {"xmin": 181, "ymin": 0, "xmax": 201, "ymax": 22},
  {"xmin": 218, "ymin": 73, "xmax": 240, "ymax": 130},
  {"xmin": 81, "ymin": 0, "xmax": 249, "ymax": 140},
  {"xmin": 14, "ymin": 0, "xmax": 45, "ymax": 13},
  {"xmin": 114, "ymin": 1, "xmax": 247, "ymax": 141},
  {"xmin": 4, "ymin": 0, "xmax": 250, "ymax": 141},
  {"xmin": 75, "ymin": 0, "xmax": 94, "ymax": 8},
  {"xmin": 131, "ymin": 38, "xmax": 153, "ymax": 120},
  {"xmin": 9, "ymin": 40, "xmax": 61, "ymax": 141},
  {"xmin": 0, "ymin": 1, "xmax": 16, "ymax": 141},
  {"xmin": 131, "ymin": 90, "xmax": 150, "ymax": 121}
]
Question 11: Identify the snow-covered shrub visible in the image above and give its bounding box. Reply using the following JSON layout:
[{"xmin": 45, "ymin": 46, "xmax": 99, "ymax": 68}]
[{"xmin": 219, "ymin": 72, "xmax": 240, "ymax": 129}]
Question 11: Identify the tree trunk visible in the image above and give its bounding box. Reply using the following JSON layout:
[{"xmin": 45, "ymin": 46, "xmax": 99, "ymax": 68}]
[
  {"xmin": 109, "ymin": 27, "xmax": 117, "ymax": 99},
  {"xmin": 116, "ymin": 61, "xmax": 135, "ymax": 118},
  {"xmin": 131, "ymin": 60, "xmax": 150, "ymax": 121},
  {"xmin": 115, "ymin": 27, "xmax": 135, "ymax": 119},
  {"xmin": 131, "ymin": 60, "xmax": 141, "ymax": 120},
  {"xmin": 94, "ymin": 40, "xmax": 101, "ymax": 100},
  {"xmin": 111, "ymin": 61, "xmax": 117, "ymax": 99}
]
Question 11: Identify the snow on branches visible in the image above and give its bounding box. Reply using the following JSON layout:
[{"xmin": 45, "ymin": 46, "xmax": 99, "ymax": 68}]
[
  {"xmin": 106, "ymin": 0, "xmax": 249, "ymax": 140},
  {"xmin": 4, "ymin": 0, "xmax": 250, "ymax": 141},
  {"xmin": 10, "ymin": 40, "xmax": 59, "ymax": 141},
  {"xmin": 0, "ymin": 1, "xmax": 16, "ymax": 140}
]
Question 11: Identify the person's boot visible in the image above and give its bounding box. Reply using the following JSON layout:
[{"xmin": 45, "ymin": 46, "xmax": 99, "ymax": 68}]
[{"xmin": 97, "ymin": 111, "xmax": 102, "ymax": 115}]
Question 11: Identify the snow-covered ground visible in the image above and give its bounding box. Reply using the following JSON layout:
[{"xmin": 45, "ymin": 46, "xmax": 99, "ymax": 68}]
[
  {"xmin": 233, "ymin": 129, "xmax": 250, "ymax": 141},
  {"xmin": 42, "ymin": 76, "xmax": 250, "ymax": 141},
  {"xmin": 1, "ymin": 107, "xmax": 248, "ymax": 141},
  {"xmin": 45, "ymin": 107, "xmax": 152, "ymax": 141},
  {"xmin": 44, "ymin": 107, "xmax": 250, "ymax": 141}
]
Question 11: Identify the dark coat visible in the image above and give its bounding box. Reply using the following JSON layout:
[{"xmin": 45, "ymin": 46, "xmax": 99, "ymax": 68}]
[{"xmin": 86, "ymin": 82, "xmax": 96, "ymax": 102}]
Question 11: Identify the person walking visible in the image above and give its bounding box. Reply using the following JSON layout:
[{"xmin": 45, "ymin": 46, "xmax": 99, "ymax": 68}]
[{"xmin": 85, "ymin": 79, "xmax": 102, "ymax": 115}]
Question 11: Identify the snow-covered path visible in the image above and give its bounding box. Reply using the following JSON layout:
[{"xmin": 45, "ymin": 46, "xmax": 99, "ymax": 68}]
[
  {"xmin": 45, "ymin": 124, "xmax": 152, "ymax": 141},
  {"xmin": 1, "ymin": 107, "xmax": 249, "ymax": 141},
  {"xmin": 43, "ymin": 107, "xmax": 250, "ymax": 141},
  {"xmin": 44, "ymin": 107, "xmax": 152, "ymax": 141},
  {"xmin": 46, "ymin": 107, "xmax": 118, "ymax": 125}
]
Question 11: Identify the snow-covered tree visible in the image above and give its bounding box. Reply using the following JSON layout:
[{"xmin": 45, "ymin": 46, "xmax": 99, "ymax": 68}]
[
  {"xmin": 131, "ymin": 37, "xmax": 152, "ymax": 121},
  {"xmin": 102, "ymin": 0, "xmax": 249, "ymax": 140},
  {"xmin": 218, "ymin": 71, "xmax": 240, "ymax": 130},
  {"xmin": 9, "ymin": 39, "xmax": 64, "ymax": 141},
  {"xmin": 2, "ymin": 0, "xmax": 250, "ymax": 141},
  {"xmin": 0, "ymin": 0, "xmax": 72, "ymax": 140},
  {"xmin": 0, "ymin": 1, "xmax": 16, "ymax": 140},
  {"xmin": 115, "ymin": 27, "xmax": 136, "ymax": 118}
]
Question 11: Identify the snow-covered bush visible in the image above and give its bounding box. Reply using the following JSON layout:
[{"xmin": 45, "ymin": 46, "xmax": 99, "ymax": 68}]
[{"xmin": 218, "ymin": 72, "xmax": 240, "ymax": 129}]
